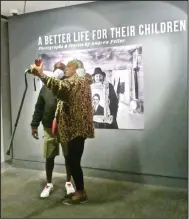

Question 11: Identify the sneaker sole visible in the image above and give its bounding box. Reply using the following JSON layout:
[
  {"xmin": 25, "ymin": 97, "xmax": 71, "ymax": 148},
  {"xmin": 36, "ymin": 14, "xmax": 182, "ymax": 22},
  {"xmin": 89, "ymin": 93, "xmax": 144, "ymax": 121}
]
[
  {"xmin": 80, "ymin": 199, "xmax": 88, "ymax": 204},
  {"xmin": 65, "ymin": 189, "xmax": 75, "ymax": 195},
  {"xmin": 62, "ymin": 199, "xmax": 88, "ymax": 205},
  {"xmin": 62, "ymin": 201, "xmax": 72, "ymax": 206},
  {"xmin": 40, "ymin": 188, "xmax": 53, "ymax": 198}
]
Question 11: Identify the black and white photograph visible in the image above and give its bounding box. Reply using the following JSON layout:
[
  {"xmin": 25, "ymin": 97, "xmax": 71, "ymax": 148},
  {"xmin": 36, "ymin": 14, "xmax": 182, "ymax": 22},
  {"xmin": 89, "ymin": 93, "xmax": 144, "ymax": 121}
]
[{"xmin": 41, "ymin": 44, "xmax": 144, "ymax": 130}]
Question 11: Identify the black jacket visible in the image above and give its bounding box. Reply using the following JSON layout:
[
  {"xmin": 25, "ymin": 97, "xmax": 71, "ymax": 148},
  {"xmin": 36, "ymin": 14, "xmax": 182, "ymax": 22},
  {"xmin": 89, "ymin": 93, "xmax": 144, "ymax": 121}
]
[
  {"xmin": 94, "ymin": 105, "xmax": 104, "ymax": 116},
  {"xmin": 30, "ymin": 85, "xmax": 57, "ymax": 128}
]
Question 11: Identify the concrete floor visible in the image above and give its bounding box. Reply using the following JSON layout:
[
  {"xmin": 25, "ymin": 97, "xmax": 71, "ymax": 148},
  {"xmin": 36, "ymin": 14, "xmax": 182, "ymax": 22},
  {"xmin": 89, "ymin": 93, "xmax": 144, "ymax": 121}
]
[{"xmin": 1, "ymin": 165, "xmax": 188, "ymax": 218}]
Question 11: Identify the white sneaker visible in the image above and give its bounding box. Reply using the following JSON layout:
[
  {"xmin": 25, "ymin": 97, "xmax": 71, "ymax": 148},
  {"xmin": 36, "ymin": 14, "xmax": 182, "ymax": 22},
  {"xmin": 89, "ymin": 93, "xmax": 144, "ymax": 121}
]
[
  {"xmin": 65, "ymin": 182, "xmax": 75, "ymax": 195},
  {"xmin": 40, "ymin": 183, "xmax": 53, "ymax": 198}
]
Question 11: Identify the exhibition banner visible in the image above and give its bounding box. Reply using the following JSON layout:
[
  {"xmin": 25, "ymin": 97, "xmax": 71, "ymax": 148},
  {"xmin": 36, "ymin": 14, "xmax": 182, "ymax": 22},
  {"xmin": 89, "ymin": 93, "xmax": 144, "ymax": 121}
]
[
  {"xmin": 37, "ymin": 19, "xmax": 186, "ymax": 130},
  {"xmin": 37, "ymin": 20, "xmax": 186, "ymax": 52}
]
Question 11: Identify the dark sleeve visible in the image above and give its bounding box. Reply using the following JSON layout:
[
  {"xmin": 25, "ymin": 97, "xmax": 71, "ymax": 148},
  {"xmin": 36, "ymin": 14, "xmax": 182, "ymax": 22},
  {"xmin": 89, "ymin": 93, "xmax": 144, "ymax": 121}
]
[
  {"xmin": 30, "ymin": 87, "xmax": 45, "ymax": 128},
  {"xmin": 109, "ymin": 83, "xmax": 119, "ymax": 117}
]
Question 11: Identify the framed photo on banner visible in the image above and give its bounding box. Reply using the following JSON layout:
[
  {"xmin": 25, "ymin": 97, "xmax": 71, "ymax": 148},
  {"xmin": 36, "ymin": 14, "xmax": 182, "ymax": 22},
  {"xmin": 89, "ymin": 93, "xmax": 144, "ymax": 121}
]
[{"xmin": 91, "ymin": 81, "xmax": 110, "ymax": 123}]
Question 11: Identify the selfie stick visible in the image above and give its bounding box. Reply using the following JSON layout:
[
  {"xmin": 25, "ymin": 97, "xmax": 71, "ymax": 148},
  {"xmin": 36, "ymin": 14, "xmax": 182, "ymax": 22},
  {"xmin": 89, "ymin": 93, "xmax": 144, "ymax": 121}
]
[{"xmin": 6, "ymin": 71, "xmax": 29, "ymax": 156}]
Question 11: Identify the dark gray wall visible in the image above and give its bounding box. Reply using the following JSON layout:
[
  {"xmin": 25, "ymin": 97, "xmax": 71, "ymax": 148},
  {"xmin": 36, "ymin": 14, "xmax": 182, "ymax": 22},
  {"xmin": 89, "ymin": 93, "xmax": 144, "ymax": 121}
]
[
  {"xmin": 8, "ymin": 1, "xmax": 187, "ymax": 187},
  {"xmin": 1, "ymin": 20, "xmax": 12, "ymax": 163}
]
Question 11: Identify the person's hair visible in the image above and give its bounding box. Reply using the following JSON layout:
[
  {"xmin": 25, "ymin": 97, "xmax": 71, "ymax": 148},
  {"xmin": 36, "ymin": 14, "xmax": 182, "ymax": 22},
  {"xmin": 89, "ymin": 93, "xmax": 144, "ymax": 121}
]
[
  {"xmin": 54, "ymin": 62, "xmax": 66, "ymax": 71},
  {"xmin": 68, "ymin": 59, "xmax": 84, "ymax": 69},
  {"xmin": 75, "ymin": 59, "xmax": 84, "ymax": 69},
  {"xmin": 93, "ymin": 93, "xmax": 100, "ymax": 100},
  {"xmin": 102, "ymin": 72, "xmax": 106, "ymax": 81}
]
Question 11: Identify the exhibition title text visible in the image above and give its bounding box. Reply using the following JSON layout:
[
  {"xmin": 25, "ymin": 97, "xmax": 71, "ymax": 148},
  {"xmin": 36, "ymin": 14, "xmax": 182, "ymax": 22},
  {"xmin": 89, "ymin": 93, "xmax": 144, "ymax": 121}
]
[{"xmin": 38, "ymin": 20, "xmax": 186, "ymax": 50}]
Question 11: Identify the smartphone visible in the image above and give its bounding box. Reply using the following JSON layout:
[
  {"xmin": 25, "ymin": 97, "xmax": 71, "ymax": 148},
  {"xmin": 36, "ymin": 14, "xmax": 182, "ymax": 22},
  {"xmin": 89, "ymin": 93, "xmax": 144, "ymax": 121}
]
[{"xmin": 35, "ymin": 57, "xmax": 42, "ymax": 67}]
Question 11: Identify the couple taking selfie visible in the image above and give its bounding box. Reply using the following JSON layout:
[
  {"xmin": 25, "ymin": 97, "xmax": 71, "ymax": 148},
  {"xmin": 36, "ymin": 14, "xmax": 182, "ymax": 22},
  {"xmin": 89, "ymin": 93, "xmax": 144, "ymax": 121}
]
[{"xmin": 30, "ymin": 59, "xmax": 94, "ymax": 205}]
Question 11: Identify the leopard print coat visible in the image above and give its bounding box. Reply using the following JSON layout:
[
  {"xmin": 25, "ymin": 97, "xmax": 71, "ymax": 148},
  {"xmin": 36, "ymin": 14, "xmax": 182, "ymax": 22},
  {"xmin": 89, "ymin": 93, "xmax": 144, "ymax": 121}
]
[{"xmin": 43, "ymin": 73, "xmax": 95, "ymax": 144}]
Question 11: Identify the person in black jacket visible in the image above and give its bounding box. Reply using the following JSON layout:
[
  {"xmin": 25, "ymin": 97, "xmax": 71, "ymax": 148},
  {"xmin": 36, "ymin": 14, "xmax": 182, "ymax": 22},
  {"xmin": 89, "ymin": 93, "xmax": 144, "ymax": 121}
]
[{"xmin": 30, "ymin": 62, "xmax": 75, "ymax": 198}]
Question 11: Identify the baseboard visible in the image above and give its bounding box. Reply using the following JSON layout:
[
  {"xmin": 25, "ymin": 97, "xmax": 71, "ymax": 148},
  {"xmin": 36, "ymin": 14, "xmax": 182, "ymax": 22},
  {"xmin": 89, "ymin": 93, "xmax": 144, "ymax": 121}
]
[
  {"xmin": 1, "ymin": 160, "xmax": 13, "ymax": 173},
  {"xmin": 1, "ymin": 162, "xmax": 6, "ymax": 173},
  {"xmin": 12, "ymin": 159, "xmax": 187, "ymax": 189}
]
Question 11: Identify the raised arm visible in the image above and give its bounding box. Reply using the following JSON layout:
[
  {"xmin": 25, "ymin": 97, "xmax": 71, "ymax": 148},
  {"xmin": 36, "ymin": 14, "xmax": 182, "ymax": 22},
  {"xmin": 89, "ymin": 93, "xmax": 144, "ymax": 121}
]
[
  {"xmin": 30, "ymin": 62, "xmax": 76, "ymax": 101},
  {"xmin": 38, "ymin": 74, "xmax": 74, "ymax": 101}
]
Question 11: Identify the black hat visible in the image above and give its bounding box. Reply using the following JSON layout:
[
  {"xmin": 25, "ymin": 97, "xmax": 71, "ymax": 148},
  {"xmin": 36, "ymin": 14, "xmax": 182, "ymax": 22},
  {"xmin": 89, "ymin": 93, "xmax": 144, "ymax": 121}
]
[{"xmin": 92, "ymin": 67, "xmax": 106, "ymax": 77}]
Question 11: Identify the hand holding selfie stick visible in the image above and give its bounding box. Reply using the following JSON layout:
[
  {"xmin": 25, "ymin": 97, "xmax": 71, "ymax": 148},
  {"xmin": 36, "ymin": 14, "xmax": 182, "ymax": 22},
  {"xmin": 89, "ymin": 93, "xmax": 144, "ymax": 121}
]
[{"xmin": 6, "ymin": 58, "xmax": 41, "ymax": 156}]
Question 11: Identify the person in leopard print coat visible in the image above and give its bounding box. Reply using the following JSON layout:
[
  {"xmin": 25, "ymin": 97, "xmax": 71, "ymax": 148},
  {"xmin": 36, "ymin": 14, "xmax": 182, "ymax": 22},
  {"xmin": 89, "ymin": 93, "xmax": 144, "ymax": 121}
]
[{"xmin": 30, "ymin": 59, "xmax": 94, "ymax": 205}]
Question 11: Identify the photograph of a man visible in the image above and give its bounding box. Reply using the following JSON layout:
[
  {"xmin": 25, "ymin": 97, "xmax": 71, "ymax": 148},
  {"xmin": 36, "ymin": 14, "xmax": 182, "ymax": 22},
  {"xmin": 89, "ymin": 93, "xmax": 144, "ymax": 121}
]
[{"xmin": 93, "ymin": 93, "xmax": 104, "ymax": 116}]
